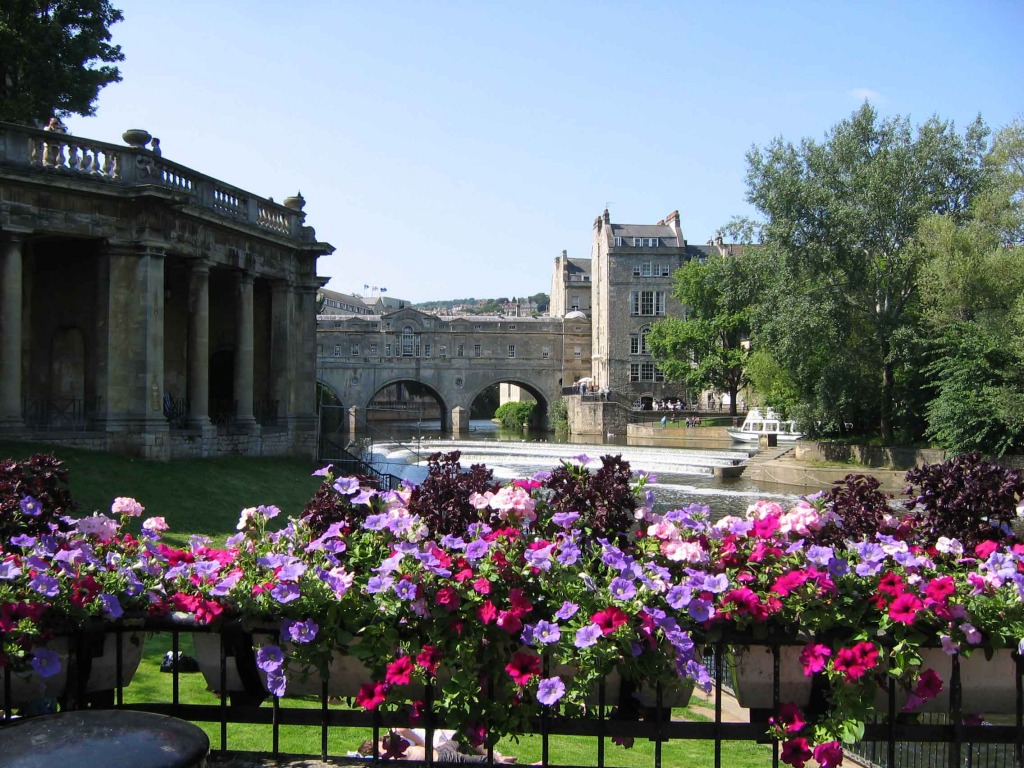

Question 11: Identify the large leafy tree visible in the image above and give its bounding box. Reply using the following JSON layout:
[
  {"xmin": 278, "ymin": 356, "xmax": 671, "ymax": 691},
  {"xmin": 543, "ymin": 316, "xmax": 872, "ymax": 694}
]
[
  {"xmin": 915, "ymin": 120, "xmax": 1024, "ymax": 455},
  {"xmin": 0, "ymin": 0, "xmax": 123, "ymax": 124},
  {"xmin": 745, "ymin": 103, "xmax": 989, "ymax": 441},
  {"xmin": 647, "ymin": 252, "xmax": 755, "ymax": 418}
]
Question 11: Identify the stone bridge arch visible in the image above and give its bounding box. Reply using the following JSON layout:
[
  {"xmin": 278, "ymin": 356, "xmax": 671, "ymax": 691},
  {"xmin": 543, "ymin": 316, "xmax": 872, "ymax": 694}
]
[{"xmin": 315, "ymin": 307, "xmax": 591, "ymax": 437}]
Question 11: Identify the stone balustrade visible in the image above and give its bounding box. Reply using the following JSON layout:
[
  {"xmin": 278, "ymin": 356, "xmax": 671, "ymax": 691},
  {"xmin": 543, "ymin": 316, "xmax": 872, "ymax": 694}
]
[{"xmin": 0, "ymin": 120, "xmax": 308, "ymax": 241}]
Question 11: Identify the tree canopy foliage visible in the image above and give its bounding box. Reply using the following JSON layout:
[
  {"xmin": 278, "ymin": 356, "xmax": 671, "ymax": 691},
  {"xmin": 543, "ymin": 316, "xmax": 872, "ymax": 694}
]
[
  {"xmin": 913, "ymin": 119, "xmax": 1024, "ymax": 455},
  {"xmin": 0, "ymin": 0, "xmax": 123, "ymax": 124},
  {"xmin": 744, "ymin": 103, "xmax": 989, "ymax": 440}
]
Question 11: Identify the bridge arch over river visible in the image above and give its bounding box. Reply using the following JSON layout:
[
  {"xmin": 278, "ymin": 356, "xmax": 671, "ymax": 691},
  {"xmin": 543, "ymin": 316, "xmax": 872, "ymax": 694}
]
[{"xmin": 316, "ymin": 307, "xmax": 591, "ymax": 433}]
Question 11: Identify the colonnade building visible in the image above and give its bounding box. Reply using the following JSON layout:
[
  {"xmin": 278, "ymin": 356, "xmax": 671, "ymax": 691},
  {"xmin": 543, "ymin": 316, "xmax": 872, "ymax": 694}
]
[{"xmin": 0, "ymin": 122, "xmax": 333, "ymax": 459}]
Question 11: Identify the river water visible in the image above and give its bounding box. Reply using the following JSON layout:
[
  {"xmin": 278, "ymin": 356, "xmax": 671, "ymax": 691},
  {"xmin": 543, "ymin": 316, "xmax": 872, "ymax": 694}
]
[{"xmin": 362, "ymin": 419, "xmax": 807, "ymax": 519}]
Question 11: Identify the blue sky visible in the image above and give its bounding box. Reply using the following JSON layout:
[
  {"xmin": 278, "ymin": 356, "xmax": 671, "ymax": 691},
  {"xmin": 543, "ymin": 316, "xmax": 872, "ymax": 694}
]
[{"xmin": 66, "ymin": 1, "xmax": 1023, "ymax": 304}]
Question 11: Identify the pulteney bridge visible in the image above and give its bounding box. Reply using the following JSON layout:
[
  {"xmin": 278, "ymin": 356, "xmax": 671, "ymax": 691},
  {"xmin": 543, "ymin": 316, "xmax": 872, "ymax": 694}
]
[{"xmin": 316, "ymin": 307, "xmax": 591, "ymax": 433}]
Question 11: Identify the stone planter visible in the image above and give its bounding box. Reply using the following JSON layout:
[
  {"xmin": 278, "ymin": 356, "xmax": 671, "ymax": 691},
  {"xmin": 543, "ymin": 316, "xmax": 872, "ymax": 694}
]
[
  {"xmin": 3, "ymin": 631, "xmax": 146, "ymax": 708},
  {"xmin": 730, "ymin": 644, "xmax": 813, "ymax": 710},
  {"xmin": 553, "ymin": 663, "xmax": 694, "ymax": 709},
  {"xmin": 192, "ymin": 630, "xmax": 384, "ymax": 701},
  {"xmin": 732, "ymin": 644, "xmax": 1021, "ymax": 716},
  {"xmin": 876, "ymin": 648, "xmax": 1020, "ymax": 715}
]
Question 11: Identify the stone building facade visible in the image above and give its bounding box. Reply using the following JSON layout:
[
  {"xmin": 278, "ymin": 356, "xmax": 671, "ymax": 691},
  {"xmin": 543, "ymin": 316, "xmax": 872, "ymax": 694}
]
[
  {"xmin": 0, "ymin": 121, "xmax": 333, "ymax": 459},
  {"xmin": 548, "ymin": 249, "xmax": 592, "ymax": 319},
  {"xmin": 587, "ymin": 209, "xmax": 723, "ymax": 408}
]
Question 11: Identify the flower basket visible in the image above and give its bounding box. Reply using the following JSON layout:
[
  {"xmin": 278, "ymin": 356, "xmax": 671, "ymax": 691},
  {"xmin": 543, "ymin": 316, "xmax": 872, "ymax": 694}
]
[{"xmin": 2, "ymin": 630, "xmax": 146, "ymax": 707}]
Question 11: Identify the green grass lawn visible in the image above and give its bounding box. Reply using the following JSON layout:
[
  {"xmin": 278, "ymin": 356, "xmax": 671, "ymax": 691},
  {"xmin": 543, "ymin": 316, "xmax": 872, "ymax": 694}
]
[
  {"xmin": 2, "ymin": 439, "xmax": 774, "ymax": 766},
  {"xmin": 0, "ymin": 440, "xmax": 322, "ymax": 547}
]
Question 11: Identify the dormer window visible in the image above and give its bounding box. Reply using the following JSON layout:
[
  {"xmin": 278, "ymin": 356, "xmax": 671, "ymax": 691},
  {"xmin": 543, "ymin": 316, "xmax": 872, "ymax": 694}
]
[{"xmin": 614, "ymin": 236, "xmax": 623, "ymax": 247}]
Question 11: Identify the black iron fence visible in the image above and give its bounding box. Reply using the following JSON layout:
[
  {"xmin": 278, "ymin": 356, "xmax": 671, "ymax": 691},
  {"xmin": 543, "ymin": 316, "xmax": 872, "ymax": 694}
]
[
  {"xmin": 3, "ymin": 625, "xmax": 1021, "ymax": 768},
  {"xmin": 21, "ymin": 396, "xmax": 101, "ymax": 431}
]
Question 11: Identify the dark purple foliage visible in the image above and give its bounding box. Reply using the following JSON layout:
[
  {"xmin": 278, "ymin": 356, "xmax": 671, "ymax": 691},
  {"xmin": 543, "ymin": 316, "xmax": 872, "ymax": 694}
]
[
  {"xmin": 903, "ymin": 453, "xmax": 1024, "ymax": 549},
  {"xmin": 543, "ymin": 455, "xmax": 637, "ymax": 539},
  {"xmin": 811, "ymin": 474, "xmax": 905, "ymax": 548},
  {"xmin": 1, "ymin": 454, "xmax": 75, "ymax": 541},
  {"xmin": 407, "ymin": 451, "xmax": 501, "ymax": 536},
  {"xmin": 300, "ymin": 473, "xmax": 381, "ymax": 537}
]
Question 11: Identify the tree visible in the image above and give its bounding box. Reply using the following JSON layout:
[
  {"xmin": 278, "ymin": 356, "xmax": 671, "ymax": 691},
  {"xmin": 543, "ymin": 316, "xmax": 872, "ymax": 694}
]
[
  {"xmin": 0, "ymin": 1, "xmax": 124, "ymax": 124},
  {"xmin": 745, "ymin": 103, "xmax": 988, "ymax": 440},
  {"xmin": 647, "ymin": 252, "xmax": 755, "ymax": 418},
  {"xmin": 913, "ymin": 119, "xmax": 1024, "ymax": 455}
]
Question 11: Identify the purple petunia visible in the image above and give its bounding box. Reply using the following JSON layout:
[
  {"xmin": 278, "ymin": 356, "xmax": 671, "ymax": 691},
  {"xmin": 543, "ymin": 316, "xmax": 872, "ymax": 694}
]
[
  {"xmin": 394, "ymin": 579, "xmax": 419, "ymax": 601},
  {"xmin": 29, "ymin": 572, "xmax": 60, "ymax": 597},
  {"xmin": 333, "ymin": 477, "xmax": 360, "ymax": 495},
  {"xmin": 552, "ymin": 511, "xmax": 580, "ymax": 529},
  {"xmin": 100, "ymin": 593, "xmax": 123, "ymax": 619},
  {"xmin": 464, "ymin": 539, "xmax": 489, "ymax": 561},
  {"xmin": 10, "ymin": 534, "xmax": 36, "ymax": 548},
  {"xmin": 555, "ymin": 601, "xmax": 579, "ymax": 621},
  {"xmin": 284, "ymin": 618, "xmax": 319, "ymax": 644},
  {"xmin": 609, "ymin": 577, "xmax": 637, "ymax": 601},
  {"xmin": 19, "ymin": 496, "xmax": 42, "ymax": 517},
  {"xmin": 533, "ymin": 620, "xmax": 561, "ymax": 645},
  {"xmin": 366, "ymin": 574, "xmax": 394, "ymax": 594},
  {"xmin": 256, "ymin": 644, "xmax": 285, "ymax": 673},
  {"xmin": 688, "ymin": 598, "xmax": 715, "ymax": 623},
  {"xmin": 311, "ymin": 464, "xmax": 333, "ymax": 477},
  {"xmin": 270, "ymin": 583, "xmax": 301, "ymax": 604},
  {"xmin": 0, "ymin": 559, "xmax": 22, "ymax": 580},
  {"xmin": 574, "ymin": 624, "xmax": 602, "ymax": 649},
  {"xmin": 666, "ymin": 585, "xmax": 692, "ymax": 610},
  {"xmin": 537, "ymin": 676, "xmax": 566, "ymax": 706},
  {"xmin": 30, "ymin": 648, "xmax": 61, "ymax": 678},
  {"xmin": 265, "ymin": 669, "xmax": 287, "ymax": 697}
]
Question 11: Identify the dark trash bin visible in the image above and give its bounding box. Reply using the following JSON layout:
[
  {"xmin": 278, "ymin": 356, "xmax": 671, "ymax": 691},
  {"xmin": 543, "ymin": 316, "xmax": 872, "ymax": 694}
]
[{"xmin": 0, "ymin": 709, "xmax": 209, "ymax": 768}]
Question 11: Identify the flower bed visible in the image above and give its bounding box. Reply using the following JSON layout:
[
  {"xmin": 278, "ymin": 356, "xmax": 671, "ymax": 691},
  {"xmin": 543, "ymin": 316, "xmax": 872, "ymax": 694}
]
[{"xmin": 3, "ymin": 450, "xmax": 1024, "ymax": 768}]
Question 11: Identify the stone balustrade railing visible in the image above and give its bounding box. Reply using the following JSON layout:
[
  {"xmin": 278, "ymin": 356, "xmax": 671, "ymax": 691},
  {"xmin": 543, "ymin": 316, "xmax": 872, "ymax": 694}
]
[{"xmin": 0, "ymin": 121, "xmax": 308, "ymax": 241}]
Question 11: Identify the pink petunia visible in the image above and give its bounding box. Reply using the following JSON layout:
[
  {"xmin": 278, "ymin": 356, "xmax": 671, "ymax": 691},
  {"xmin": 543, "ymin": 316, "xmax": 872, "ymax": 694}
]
[
  {"xmin": 505, "ymin": 652, "xmax": 541, "ymax": 686},
  {"xmin": 781, "ymin": 737, "xmax": 812, "ymax": 768},
  {"xmin": 385, "ymin": 655, "xmax": 415, "ymax": 686},
  {"xmin": 799, "ymin": 643, "xmax": 832, "ymax": 676},
  {"xmin": 888, "ymin": 592, "xmax": 924, "ymax": 625},
  {"xmin": 812, "ymin": 740, "xmax": 844, "ymax": 768}
]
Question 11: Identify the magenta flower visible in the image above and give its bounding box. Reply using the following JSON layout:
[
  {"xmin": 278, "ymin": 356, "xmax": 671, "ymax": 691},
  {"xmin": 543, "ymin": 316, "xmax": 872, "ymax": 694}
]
[
  {"xmin": 505, "ymin": 652, "xmax": 541, "ymax": 686},
  {"xmin": 799, "ymin": 643, "xmax": 831, "ymax": 676},
  {"xmin": 888, "ymin": 592, "xmax": 924, "ymax": 624},
  {"xmin": 812, "ymin": 741, "xmax": 843, "ymax": 768}
]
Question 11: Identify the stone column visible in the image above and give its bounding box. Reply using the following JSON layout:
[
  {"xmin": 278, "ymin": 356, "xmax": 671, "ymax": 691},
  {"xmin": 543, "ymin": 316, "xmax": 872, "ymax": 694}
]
[
  {"xmin": 95, "ymin": 242, "xmax": 169, "ymax": 457},
  {"xmin": 0, "ymin": 234, "xmax": 25, "ymax": 429},
  {"xmin": 451, "ymin": 406, "xmax": 469, "ymax": 435},
  {"xmin": 233, "ymin": 272, "xmax": 257, "ymax": 430},
  {"xmin": 269, "ymin": 279, "xmax": 292, "ymax": 429},
  {"xmin": 187, "ymin": 260, "xmax": 212, "ymax": 429}
]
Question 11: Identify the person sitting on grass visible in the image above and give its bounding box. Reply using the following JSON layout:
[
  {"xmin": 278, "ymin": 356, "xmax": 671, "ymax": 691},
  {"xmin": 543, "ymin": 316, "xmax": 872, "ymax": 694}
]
[{"xmin": 357, "ymin": 730, "xmax": 519, "ymax": 763}]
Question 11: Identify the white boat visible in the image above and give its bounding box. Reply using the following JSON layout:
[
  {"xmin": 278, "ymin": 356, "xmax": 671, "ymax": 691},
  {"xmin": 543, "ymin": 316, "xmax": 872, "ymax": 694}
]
[{"xmin": 726, "ymin": 408, "xmax": 803, "ymax": 443}]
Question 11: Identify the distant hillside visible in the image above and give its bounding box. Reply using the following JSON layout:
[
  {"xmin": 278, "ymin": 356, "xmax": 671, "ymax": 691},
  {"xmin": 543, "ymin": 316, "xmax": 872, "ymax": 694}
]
[{"xmin": 414, "ymin": 293, "xmax": 549, "ymax": 314}]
